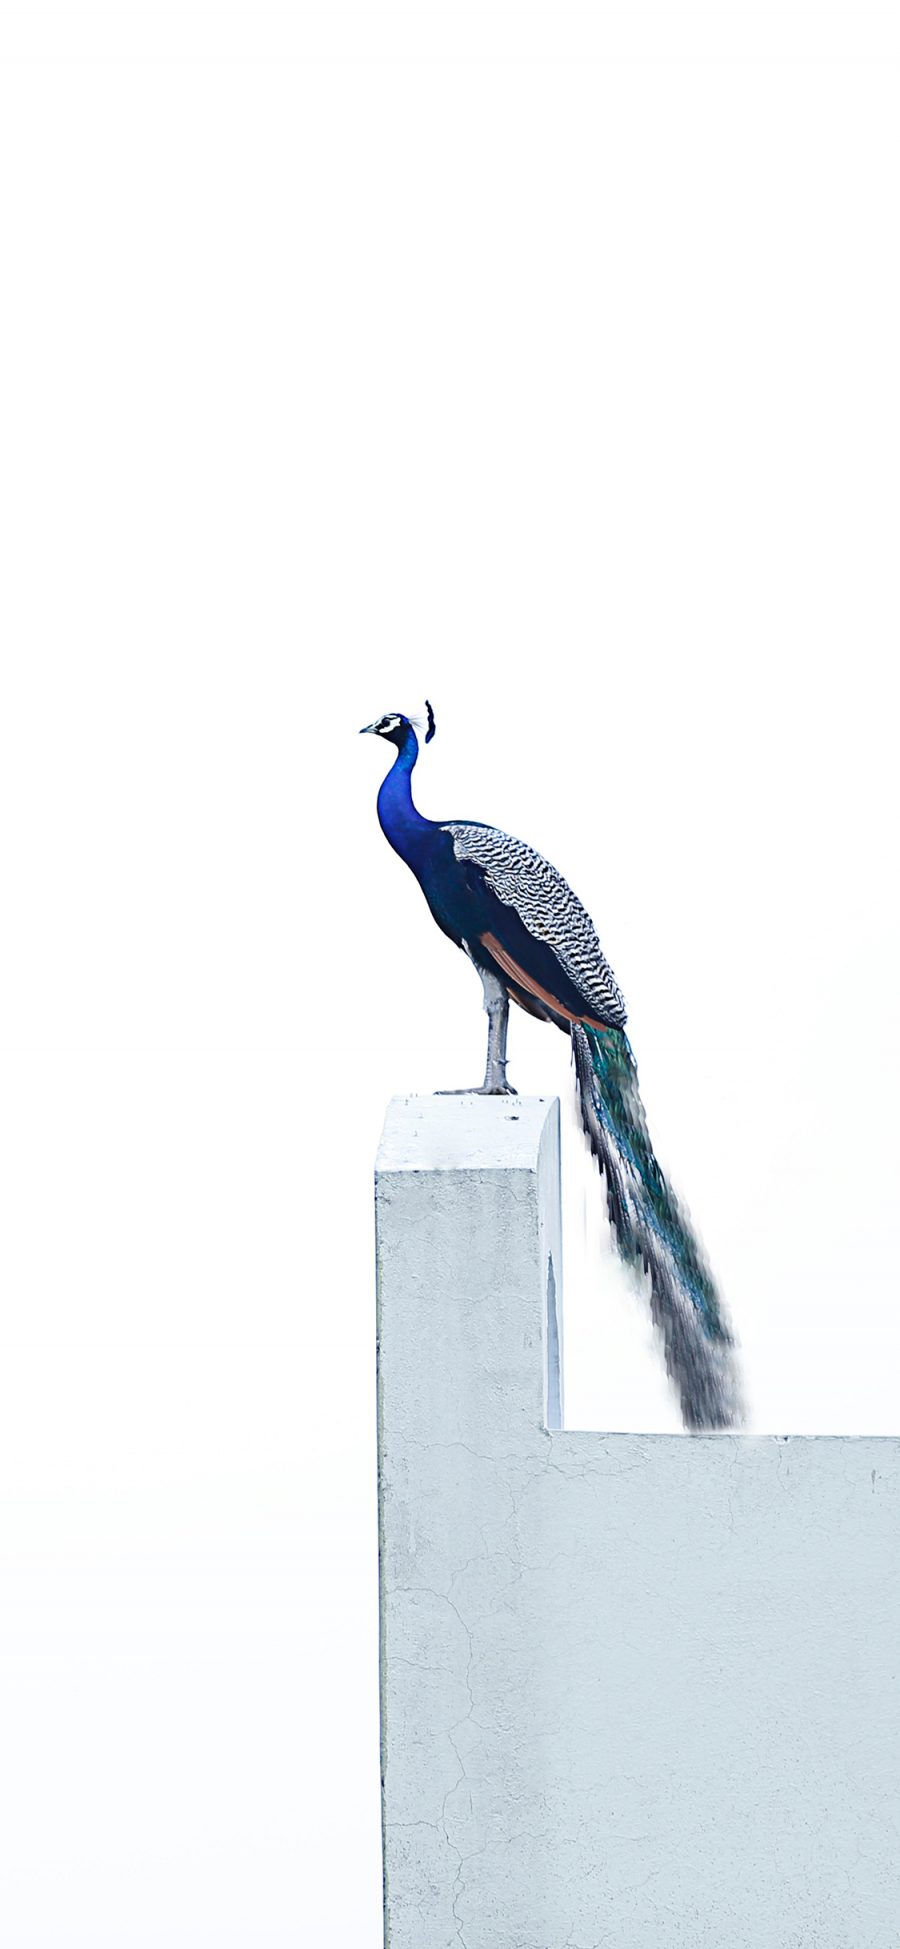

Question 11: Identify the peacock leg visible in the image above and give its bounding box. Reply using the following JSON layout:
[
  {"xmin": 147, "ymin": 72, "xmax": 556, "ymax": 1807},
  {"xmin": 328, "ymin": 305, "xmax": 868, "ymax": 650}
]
[
  {"xmin": 479, "ymin": 966, "xmax": 514, "ymax": 1093},
  {"xmin": 437, "ymin": 964, "xmax": 516, "ymax": 1095}
]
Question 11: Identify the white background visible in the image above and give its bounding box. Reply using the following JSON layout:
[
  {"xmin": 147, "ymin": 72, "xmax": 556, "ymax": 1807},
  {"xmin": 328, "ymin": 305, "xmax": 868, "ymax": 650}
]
[{"xmin": 2, "ymin": 5, "xmax": 899, "ymax": 1942}]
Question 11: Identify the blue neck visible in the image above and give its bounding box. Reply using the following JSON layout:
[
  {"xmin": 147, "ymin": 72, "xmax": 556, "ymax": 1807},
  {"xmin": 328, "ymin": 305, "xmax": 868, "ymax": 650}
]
[{"xmin": 377, "ymin": 726, "xmax": 434, "ymax": 868}]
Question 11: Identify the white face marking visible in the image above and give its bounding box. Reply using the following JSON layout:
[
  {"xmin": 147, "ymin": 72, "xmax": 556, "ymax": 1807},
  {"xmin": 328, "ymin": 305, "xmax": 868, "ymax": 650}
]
[{"xmin": 378, "ymin": 714, "xmax": 403, "ymax": 735}]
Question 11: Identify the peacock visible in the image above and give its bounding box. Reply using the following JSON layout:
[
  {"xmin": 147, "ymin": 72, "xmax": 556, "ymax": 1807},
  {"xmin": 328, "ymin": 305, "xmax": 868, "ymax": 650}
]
[{"xmin": 362, "ymin": 702, "xmax": 741, "ymax": 1432}]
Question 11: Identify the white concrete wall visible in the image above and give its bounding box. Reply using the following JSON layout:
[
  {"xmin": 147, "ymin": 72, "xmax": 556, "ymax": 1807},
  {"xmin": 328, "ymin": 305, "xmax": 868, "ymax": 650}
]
[{"xmin": 376, "ymin": 1094, "xmax": 900, "ymax": 1949}]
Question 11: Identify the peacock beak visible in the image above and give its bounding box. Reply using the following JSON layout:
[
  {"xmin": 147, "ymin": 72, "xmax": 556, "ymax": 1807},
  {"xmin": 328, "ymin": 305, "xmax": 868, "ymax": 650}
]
[{"xmin": 359, "ymin": 720, "xmax": 380, "ymax": 736}]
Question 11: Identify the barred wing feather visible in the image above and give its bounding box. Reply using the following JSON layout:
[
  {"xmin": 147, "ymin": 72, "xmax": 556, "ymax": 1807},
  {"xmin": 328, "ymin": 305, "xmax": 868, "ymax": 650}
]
[{"xmin": 444, "ymin": 821, "xmax": 627, "ymax": 1029}]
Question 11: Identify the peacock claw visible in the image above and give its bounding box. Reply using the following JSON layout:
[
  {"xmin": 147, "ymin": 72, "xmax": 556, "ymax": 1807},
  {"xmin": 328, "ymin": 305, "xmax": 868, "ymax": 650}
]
[{"xmin": 436, "ymin": 1084, "xmax": 517, "ymax": 1096}]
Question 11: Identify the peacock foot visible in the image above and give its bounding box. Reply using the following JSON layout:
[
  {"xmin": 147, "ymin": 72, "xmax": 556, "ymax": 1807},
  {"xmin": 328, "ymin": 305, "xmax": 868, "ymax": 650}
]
[{"xmin": 436, "ymin": 1083, "xmax": 518, "ymax": 1096}]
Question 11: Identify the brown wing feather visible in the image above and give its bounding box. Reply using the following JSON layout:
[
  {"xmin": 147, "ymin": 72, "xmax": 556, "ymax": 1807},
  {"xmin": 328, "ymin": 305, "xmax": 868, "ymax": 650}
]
[{"xmin": 481, "ymin": 932, "xmax": 614, "ymax": 1035}]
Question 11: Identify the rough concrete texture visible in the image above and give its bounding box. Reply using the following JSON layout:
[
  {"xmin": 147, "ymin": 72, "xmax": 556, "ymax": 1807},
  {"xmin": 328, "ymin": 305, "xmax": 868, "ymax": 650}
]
[{"xmin": 376, "ymin": 1094, "xmax": 900, "ymax": 1949}]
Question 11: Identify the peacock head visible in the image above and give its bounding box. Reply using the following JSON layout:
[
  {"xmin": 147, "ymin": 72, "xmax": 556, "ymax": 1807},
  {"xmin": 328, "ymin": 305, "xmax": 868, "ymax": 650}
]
[{"xmin": 359, "ymin": 701, "xmax": 436, "ymax": 748}]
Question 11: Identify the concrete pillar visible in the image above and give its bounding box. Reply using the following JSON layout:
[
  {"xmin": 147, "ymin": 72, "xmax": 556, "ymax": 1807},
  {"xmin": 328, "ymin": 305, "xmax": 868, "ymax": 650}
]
[{"xmin": 376, "ymin": 1093, "xmax": 900, "ymax": 1949}]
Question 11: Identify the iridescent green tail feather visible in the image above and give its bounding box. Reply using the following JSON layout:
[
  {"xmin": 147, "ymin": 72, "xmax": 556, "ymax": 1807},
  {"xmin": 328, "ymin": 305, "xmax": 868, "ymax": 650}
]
[{"xmin": 572, "ymin": 1023, "xmax": 742, "ymax": 1431}]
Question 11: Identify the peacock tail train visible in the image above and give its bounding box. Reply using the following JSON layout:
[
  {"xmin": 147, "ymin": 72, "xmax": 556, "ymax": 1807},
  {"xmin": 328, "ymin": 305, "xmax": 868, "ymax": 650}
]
[{"xmin": 571, "ymin": 1022, "xmax": 741, "ymax": 1432}]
